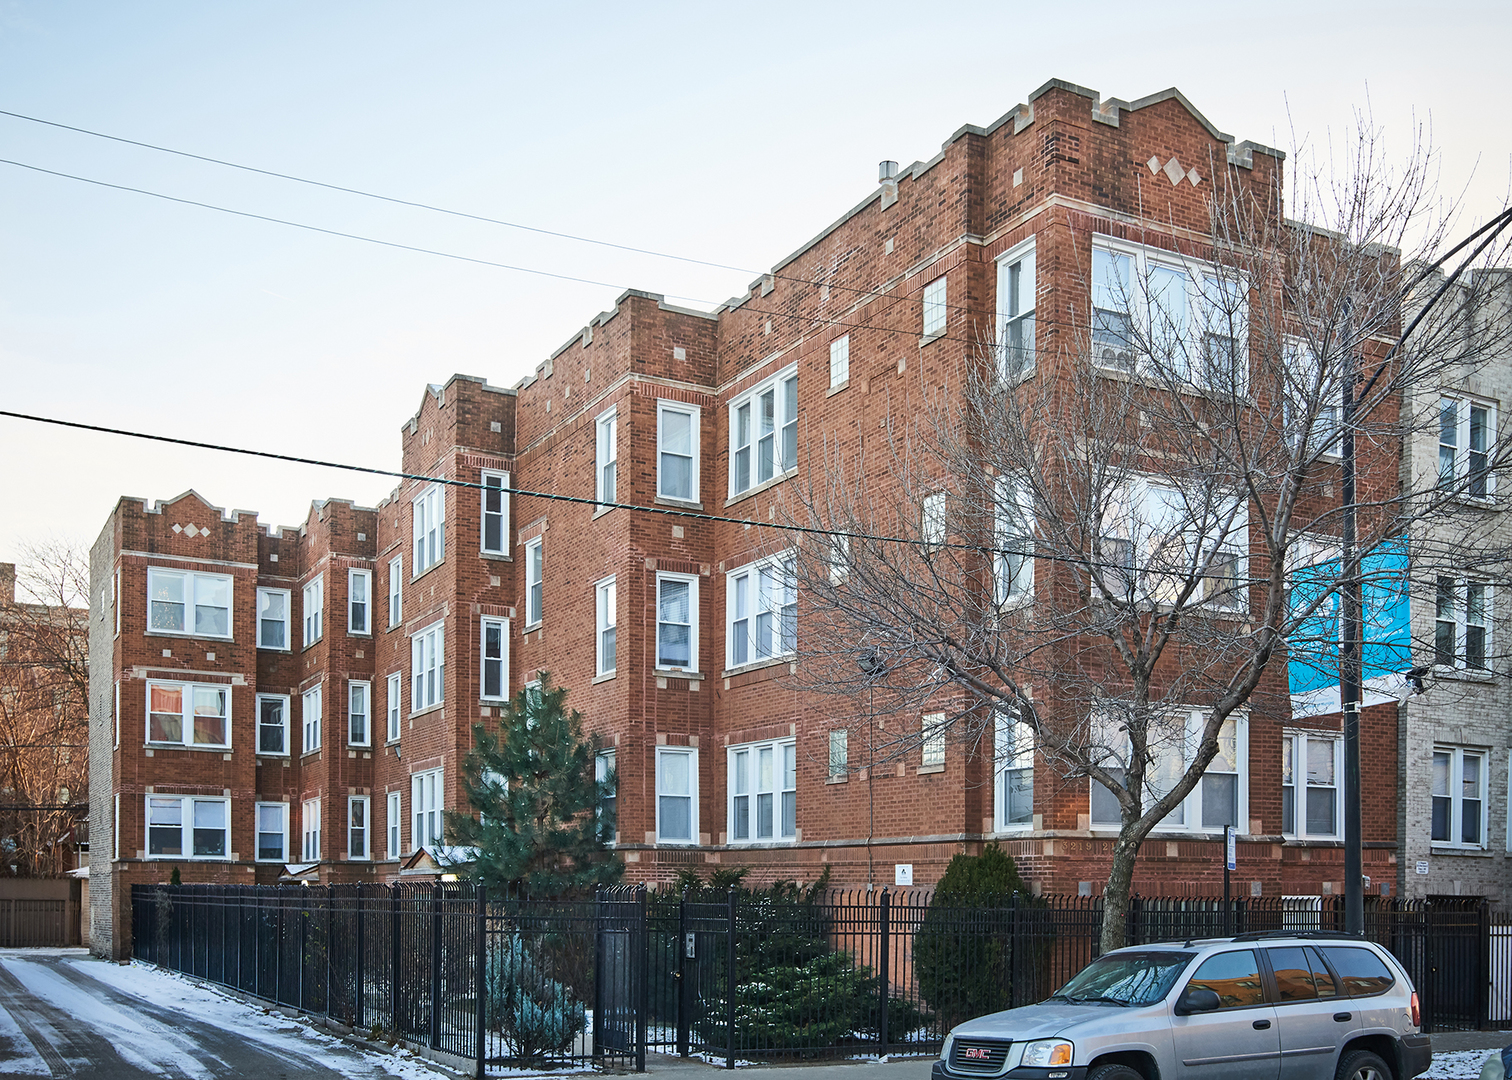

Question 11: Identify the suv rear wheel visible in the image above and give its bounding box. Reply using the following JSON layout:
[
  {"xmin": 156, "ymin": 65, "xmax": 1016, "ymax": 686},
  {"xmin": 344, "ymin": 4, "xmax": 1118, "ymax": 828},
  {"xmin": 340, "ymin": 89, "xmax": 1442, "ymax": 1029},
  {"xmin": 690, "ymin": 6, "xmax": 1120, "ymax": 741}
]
[{"xmin": 1337, "ymin": 1049, "xmax": 1393, "ymax": 1080}]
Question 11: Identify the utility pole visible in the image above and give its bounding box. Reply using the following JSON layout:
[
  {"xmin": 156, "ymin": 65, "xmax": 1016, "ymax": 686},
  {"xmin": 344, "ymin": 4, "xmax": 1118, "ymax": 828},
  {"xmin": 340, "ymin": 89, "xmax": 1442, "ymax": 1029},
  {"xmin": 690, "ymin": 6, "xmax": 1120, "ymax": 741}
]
[{"xmin": 1341, "ymin": 351, "xmax": 1364, "ymax": 936}]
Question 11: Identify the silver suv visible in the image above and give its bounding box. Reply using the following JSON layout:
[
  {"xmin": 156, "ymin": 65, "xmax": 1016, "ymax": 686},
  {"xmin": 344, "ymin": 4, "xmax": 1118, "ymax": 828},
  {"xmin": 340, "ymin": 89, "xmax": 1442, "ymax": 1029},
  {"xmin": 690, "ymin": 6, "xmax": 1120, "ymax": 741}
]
[{"xmin": 933, "ymin": 932, "xmax": 1431, "ymax": 1080}]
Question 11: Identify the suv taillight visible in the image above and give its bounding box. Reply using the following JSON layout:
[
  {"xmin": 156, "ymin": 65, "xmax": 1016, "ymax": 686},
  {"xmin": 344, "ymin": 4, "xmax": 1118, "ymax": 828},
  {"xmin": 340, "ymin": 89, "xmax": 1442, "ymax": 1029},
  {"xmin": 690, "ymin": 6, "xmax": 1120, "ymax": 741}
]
[{"xmin": 1410, "ymin": 991, "xmax": 1421, "ymax": 1028}]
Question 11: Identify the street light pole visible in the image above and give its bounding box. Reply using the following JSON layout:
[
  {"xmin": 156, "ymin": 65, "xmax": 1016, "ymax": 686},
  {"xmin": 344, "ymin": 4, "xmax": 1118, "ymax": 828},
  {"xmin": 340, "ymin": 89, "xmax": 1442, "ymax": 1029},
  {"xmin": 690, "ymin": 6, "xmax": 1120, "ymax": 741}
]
[{"xmin": 1341, "ymin": 359, "xmax": 1364, "ymax": 936}]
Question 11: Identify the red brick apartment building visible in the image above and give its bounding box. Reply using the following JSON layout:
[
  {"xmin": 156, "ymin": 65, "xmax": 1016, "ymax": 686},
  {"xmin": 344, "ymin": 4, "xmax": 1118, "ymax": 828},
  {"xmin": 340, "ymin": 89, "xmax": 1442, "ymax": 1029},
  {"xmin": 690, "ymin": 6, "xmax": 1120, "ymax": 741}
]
[{"xmin": 87, "ymin": 79, "xmax": 1401, "ymax": 958}]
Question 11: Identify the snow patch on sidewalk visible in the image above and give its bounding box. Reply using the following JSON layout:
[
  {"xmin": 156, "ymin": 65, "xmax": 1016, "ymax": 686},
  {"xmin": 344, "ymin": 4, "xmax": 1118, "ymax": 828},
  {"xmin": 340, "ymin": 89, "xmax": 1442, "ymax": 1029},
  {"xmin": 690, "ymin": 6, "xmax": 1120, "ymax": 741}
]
[
  {"xmin": 0, "ymin": 993, "xmax": 49, "ymax": 1076},
  {"xmin": 1424, "ymin": 1049, "xmax": 1496, "ymax": 1079}
]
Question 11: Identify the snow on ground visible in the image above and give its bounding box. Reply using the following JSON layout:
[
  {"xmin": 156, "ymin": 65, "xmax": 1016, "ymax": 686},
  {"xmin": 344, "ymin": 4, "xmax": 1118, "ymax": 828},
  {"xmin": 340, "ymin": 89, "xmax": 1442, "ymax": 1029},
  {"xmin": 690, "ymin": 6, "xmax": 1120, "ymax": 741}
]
[
  {"xmin": 0, "ymin": 986, "xmax": 48, "ymax": 1076},
  {"xmin": 49, "ymin": 957, "xmax": 452, "ymax": 1080},
  {"xmin": 1423, "ymin": 1049, "xmax": 1496, "ymax": 1079}
]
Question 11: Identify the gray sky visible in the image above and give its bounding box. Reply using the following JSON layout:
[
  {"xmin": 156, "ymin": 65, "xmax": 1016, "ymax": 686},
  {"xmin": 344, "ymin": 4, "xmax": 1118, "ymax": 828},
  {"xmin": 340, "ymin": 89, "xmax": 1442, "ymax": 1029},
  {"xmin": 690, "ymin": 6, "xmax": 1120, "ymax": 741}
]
[{"xmin": 2, "ymin": 1, "xmax": 1509, "ymax": 578}]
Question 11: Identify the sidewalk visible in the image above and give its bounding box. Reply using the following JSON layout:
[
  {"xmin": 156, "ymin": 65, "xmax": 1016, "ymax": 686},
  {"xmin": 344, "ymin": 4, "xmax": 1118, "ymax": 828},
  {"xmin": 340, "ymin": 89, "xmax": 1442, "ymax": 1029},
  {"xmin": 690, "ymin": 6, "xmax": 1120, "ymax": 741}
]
[{"xmin": 644, "ymin": 1053, "xmax": 935, "ymax": 1080}]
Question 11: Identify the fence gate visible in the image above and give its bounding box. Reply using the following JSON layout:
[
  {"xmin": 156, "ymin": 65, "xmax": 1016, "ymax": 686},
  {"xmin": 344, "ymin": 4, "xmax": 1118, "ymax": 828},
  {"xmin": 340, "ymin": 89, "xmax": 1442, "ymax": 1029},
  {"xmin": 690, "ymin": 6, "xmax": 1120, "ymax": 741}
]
[{"xmin": 593, "ymin": 886, "xmax": 646, "ymax": 1067}]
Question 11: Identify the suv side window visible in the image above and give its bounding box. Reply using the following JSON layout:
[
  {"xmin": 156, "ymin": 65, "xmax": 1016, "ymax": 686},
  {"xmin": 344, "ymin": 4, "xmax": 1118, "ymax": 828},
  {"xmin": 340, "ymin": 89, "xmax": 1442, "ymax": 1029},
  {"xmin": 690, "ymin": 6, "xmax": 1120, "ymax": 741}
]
[
  {"xmin": 1185, "ymin": 949, "xmax": 1267, "ymax": 1008},
  {"xmin": 1322, "ymin": 946, "xmax": 1395, "ymax": 997},
  {"xmin": 1305, "ymin": 946, "xmax": 1339, "ymax": 998},
  {"xmin": 1266, "ymin": 947, "xmax": 1318, "ymax": 1000}
]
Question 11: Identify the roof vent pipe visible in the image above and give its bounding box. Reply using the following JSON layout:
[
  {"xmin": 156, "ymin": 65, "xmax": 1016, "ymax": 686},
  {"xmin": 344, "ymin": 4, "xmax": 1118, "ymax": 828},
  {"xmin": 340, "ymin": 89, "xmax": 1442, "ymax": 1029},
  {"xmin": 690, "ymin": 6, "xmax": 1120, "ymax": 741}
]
[{"xmin": 878, "ymin": 160, "xmax": 899, "ymax": 183}]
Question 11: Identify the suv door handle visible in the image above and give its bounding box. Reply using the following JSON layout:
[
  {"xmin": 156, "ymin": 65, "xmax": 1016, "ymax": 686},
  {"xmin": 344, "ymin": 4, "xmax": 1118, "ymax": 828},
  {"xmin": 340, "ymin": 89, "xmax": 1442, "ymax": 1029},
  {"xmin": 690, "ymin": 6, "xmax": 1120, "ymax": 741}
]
[
  {"xmin": 1253, "ymin": 1020, "xmax": 1271, "ymax": 1030},
  {"xmin": 1334, "ymin": 1013, "xmax": 1352, "ymax": 1022}
]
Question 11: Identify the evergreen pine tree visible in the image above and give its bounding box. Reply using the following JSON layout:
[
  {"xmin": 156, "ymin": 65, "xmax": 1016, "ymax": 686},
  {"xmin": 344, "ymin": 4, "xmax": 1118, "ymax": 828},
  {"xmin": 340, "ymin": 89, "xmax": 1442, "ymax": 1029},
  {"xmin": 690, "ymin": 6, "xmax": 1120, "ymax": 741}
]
[{"xmin": 447, "ymin": 673, "xmax": 621, "ymax": 895}]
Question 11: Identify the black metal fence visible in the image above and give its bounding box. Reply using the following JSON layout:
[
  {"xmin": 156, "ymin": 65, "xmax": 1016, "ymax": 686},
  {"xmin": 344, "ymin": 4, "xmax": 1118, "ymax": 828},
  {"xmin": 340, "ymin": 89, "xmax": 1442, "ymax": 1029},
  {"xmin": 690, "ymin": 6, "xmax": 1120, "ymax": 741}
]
[{"xmin": 133, "ymin": 884, "xmax": 1508, "ymax": 1073}]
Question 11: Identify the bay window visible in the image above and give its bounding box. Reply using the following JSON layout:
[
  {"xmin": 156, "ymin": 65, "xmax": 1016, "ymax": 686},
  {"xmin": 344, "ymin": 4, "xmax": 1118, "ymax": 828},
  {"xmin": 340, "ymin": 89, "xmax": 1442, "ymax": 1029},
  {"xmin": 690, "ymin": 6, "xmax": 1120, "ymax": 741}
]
[
  {"xmin": 481, "ymin": 616, "xmax": 508, "ymax": 700},
  {"xmin": 726, "ymin": 553, "xmax": 796, "ymax": 668},
  {"xmin": 1089, "ymin": 708, "xmax": 1247, "ymax": 833},
  {"xmin": 256, "ymin": 693, "xmax": 288, "ymax": 755},
  {"xmin": 1433, "ymin": 747, "xmax": 1486, "ymax": 848},
  {"xmin": 148, "ymin": 568, "xmax": 232, "ymax": 638},
  {"xmin": 729, "ymin": 366, "xmax": 798, "ymax": 496},
  {"xmin": 728, "ymin": 739, "xmax": 796, "ymax": 843},
  {"xmin": 656, "ymin": 747, "xmax": 697, "ymax": 844},
  {"xmin": 302, "ymin": 575, "xmax": 323, "ymax": 645},
  {"xmin": 348, "ymin": 569, "xmax": 371, "ymax": 636},
  {"xmin": 481, "ymin": 469, "xmax": 509, "ymax": 554},
  {"xmin": 997, "ymin": 242, "xmax": 1036, "ymax": 379},
  {"xmin": 256, "ymin": 802, "xmax": 287, "ymax": 862},
  {"xmin": 147, "ymin": 680, "xmax": 230, "ymax": 749},
  {"xmin": 348, "ymin": 680, "xmax": 370, "ymax": 746},
  {"xmin": 656, "ymin": 573, "xmax": 698, "ymax": 671},
  {"xmin": 147, "ymin": 795, "xmax": 230, "ymax": 859},
  {"xmin": 412, "ymin": 767, "xmax": 443, "ymax": 850},
  {"xmin": 595, "ymin": 578, "xmax": 616, "ymax": 676},
  {"xmin": 994, "ymin": 709, "xmax": 1033, "ymax": 830},
  {"xmin": 657, "ymin": 402, "xmax": 699, "ymax": 502},
  {"xmin": 596, "ymin": 409, "xmax": 617, "ymax": 505},
  {"xmin": 413, "ymin": 484, "xmax": 445, "ymax": 574},
  {"xmin": 257, "ymin": 588, "xmax": 290, "ymax": 649},
  {"xmin": 411, "ymin": 620, "xmax": 444, "ymax": 711}
]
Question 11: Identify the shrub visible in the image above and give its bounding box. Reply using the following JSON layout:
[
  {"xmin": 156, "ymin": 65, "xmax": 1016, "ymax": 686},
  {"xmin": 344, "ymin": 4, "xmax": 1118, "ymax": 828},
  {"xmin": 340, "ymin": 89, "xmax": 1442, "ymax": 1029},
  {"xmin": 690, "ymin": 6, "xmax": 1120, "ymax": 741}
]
[{"xmin": 485, "ymin": 932, "xmax": 586, "ymax": 1061}]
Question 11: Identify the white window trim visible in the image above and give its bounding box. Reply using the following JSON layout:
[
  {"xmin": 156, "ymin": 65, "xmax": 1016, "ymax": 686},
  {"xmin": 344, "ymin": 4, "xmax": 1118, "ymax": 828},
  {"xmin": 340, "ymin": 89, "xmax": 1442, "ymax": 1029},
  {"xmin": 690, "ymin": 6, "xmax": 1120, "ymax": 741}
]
[
  {"xmin": 302, "ymin": 684, "xmax": 322, "ymax": 755},
  {"xmin": 1438, "ymin": 394, "xmax": 1496, "ymax": 500},
  {"xmin": 1090, "ymin": 236, "xmax": 1249, "ymax": 392},
  {"xmin": 655, "ymin": 746, "xmax": 699, "ymax": 846},
  {"xmin": 480, "ymin": 615, "xmax": 509, "ymax": 701},
  {"xmin": 1281, "ymin": 730, "xmax": 1342, "ymax": 841},
  {"xmin": 922, "ymin": 277, "xmax": 947, "ymax": 339},
  {"xmin": 302, "ymin": 798, "xmax": 321, "ymax": 862},
  {"xmin": 1097, "ymin": 476, "xmax": 1248, "ymax": 612},
  {"xmin": 113, "ymin": 793, "xmax": 120, "ymax": 862},
  {"xmin": 994, "ymin": 708, "xmax": 1034, "ymax": 832},
  {"xmin": 596, "ymin": 409, "xmax": 618, "ymax": 508},
  {"xmin": 256, "ymin": 692, "xmax": 291, "ymax": 757},
  {"xmin": 728, "ymin": 363, "xmax": 799, "ymax": 498},
  {"xmin": 921, "ymin": 712, "xmax": 947, "ymax": 768},
  {"xmin": 347, "ymin": 568, "xmax": 372, "ymax": 637},
  {"xmin": 922, "ymin": 491, "xmax": 947, "ymax": 547},
  {"xmin": 411, "ymin": 619, "xmax": 445, "ymax": 713},
  {"xmin": 655, "ymin": 572, "xmax": 699, "ymax": 673},
  {"xmin": 994, "ymin": 479, "xmax": 1035, "ymax": 606},
  {"xmin": 146, "ymin": 794, "xmax": 232, "ymax": 861},
  {"xmin": 657, "ymin": 400, "xmax": 701, "ymax": 503},
  {"xmin": 348, "ymin": 680, "xmax": 371, "ymax": 747},
  {"xmin": 1432, "ymin": 745, "xmax": 1488, "ymax": 850},
  {"xmin": 829, "ymin": 334, "xmax": 851, "ymax": 387},
  {"xmin": 524, "ymin": 537, "xmax": 543, "ymax": 627},
  {"xmin": 727, "ymin": 738, "xmax": 797, "ymax": 845},
  {"xmin": 348, "ymin": 795, "xmax": 371, "ymax": 861},
  {"xmin": 255, "ymin": 801, "xmax": 289, "ymax": 863},
  {"xmin": 146, "ymin": 567, "xmax": 233, "ymax": 640},
  {"xmin": 412, "ymin": 484, "xmax": 446, "ymax": 576},
  {"xmin": 996, "ymin": 239, "xmax": 1037, "ymax": 380},
  {"xmin": 412, "ymin": 767, "xmax": 443, "ymax": 852},
  {"xmin": 302, "ymin": 574, "xmax": 324, "ymax": 647},
  {"xmin": 388, "ymin": 556, "xmax": 403, "ymax": 628},
  {"xmin": 1284, "ymin": 338, "xmax": 1341, "ymax": 457},
  {"xmin": 387, "ymin": 791, "xmax": 402, "ymax": 860},
  {"xmin": 386, "ymin": 672, "xmax": 401, "ymax": 743},
  {"xmin": 828, "ymin": 729, "xmax": 848, "ymax": 777},
  {"xmin": 114, "ymin": 680, "xmax": 121, "ymax": 748},
  {"xmin": 256, "ymin": 587, "xmax": 292, "ymax": 651},
  {"xmin": 1089, "ymin": 709, "xmax": 1249, "ymax": 835},
  {"xmin": 481, "ymin": 469, "xmax": 510, "ymax": 555},
  {"xmin": 595, "ymin": 576, "xmax": 617, "ymax": 677},
  {"xmin": 145, "ymin": 679, "xmax": 231, "ymax": 750},
  {"xmin": 596, "ymin": 749, "xmax": 617, "ymax": 845},
  {"xmin": 1433, "ymin": 576, "xmax": 1491, "ymax": 672},
  {"xmin": 724, "ymin": 552, "xmax": 796, "ymax": 670}
]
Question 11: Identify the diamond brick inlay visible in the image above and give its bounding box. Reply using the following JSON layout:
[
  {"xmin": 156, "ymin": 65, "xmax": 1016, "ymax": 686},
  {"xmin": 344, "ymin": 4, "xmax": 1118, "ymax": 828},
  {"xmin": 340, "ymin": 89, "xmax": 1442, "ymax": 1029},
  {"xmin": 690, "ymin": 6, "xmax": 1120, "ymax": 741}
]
[
  {"xmin": 171, "ymin": 524, "xmax": 182, "ymax": 534},
  {"xmin": 1187, "ymin": 167, "xmax": 1202, "ymax": 186},
  {"xmin": 1163, "ymin": 156, "xmax": 1186, "ymax": 186},
  {"xmin": 1147, "ymin": 156, "xmax": 1162, "ymax": 175}
]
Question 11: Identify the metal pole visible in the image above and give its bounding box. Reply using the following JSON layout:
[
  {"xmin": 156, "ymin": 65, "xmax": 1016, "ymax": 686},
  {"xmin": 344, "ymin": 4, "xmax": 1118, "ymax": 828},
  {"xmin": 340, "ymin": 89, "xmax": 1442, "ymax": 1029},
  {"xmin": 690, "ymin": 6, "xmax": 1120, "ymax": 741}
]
[
  {"xmin": 474, "ymin": 885, "xmax": 486, "ymax": 1080},
  {"xmin": 1342, "ymin": 351, "xmax": 1364, "ymax": 936},
  {"xmin": 677, "ymin": 888, "xmax": 690, "ymax": 1057},
  {"xmin": 636, "ymin": 885, "xmax": 648, "ymax": 1073},
  {"xmin": 430, "ymin": 882, "xmax": 442, "ymax": 1051},
  {"xmin": 725, "ymin": 889, "xmax": 736, "ymax": 1070},
  {"xmin": 878, "ymin": 888, "xmax": 891, "ymax": 1057},
  {"xmin": 356, "ymin": 883, "xmax": 365, "ymax": 1030}
]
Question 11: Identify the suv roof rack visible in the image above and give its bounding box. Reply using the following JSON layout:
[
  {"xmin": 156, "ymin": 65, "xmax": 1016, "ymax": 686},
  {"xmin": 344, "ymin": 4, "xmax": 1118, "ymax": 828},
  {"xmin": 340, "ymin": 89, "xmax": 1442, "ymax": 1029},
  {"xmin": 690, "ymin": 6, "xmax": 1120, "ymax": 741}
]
[{"xmin": 1227, "ymin": 925, "xmax": 1372, "ymax": 931}]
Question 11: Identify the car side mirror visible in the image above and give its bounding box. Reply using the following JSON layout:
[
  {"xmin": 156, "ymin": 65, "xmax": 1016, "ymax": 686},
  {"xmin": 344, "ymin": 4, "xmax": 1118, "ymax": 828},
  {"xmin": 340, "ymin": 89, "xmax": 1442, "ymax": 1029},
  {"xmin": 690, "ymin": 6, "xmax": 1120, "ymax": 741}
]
[{"xmin": 1174, "ymin": 987, "xmax": 1222, "ymax": 1016}]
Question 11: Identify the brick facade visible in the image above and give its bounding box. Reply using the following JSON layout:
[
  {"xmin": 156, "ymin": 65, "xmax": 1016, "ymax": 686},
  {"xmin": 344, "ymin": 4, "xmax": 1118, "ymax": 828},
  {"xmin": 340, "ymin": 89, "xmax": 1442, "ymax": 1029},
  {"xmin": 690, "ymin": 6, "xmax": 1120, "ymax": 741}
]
[{"xmin": 89, "ymin": 80, "xmax": 1426, "ymax": 957}]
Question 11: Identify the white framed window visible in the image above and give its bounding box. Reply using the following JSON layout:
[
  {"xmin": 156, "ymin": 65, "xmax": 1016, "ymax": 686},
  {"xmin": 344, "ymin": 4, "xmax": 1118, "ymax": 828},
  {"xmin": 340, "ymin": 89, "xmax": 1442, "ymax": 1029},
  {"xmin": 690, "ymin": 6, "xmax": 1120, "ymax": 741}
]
[
  {"xmin": 728, "ymin": 739, "xmax": 796, "ymax": 844},
  {"xmin": 481, "ymin": 616, "xmax": 509, "ymax": 700},
  {"xmin": 1435, "ymin": 577, "xmax": 1490, "ymax": 670},
  {"xmin": 146, "ymin": 680, "xmax": 230, "ymax": 748},
  {"xmin": 1096, "ymin": 477, "xmax": 1247, "ymax": 609},
  {"xmin": 994, "ymin": 709, "xmax": 1033, "ymax": 830},
  {"xmin": 595, "ymin": 577, "xmax": 617, "ymax": 676},
  {"xmin": 302, "ymin": 798, "xmax": 321, "ymax": 862},
  {"xmin": 922, "ymin": 277, "xmax": 947, "ymax": 338},
  {"xmin": 828, "ymin": 730, "xmax": 848, "ymax": 777},
  {"xmin": 411, "ymin": 620, "xmax": 445, "ymax": 712},
  {"xmin": 348, "ymin": 680, "xmax": 371, "ymax": 746},
  {"xmin": 256, "ymin": 693, "xmax": 289, "ymax": 756},
  {"xmin": 348, "ymin": 569, "xmax": 371, "ymax": 636},
  {"xmin": 348, "ymin": 795, "xmax": 370, "ymax": 860},
  {"xmin": 994, "ymin": 479, "xmax": 1033, "ymax": 604},
  {"xmin": 1284, "ymin": 339, "xmax": 1341, "ymax": 455},
  {"xmin": 1281, "ymin": 731, "xmax": 1340, "ymax": 839},
  {"xmin": 257, "ymin": 588, "xmax": 291, "ymax": 650},
  {"xmin": 656, "ymin": 747, "xmax": 697, "ymax": 844},
  {"xmin": 829, "ymin": 534, "xmax": 850, "ymax": 585},
  {"xmin": 302, "ymin": 575, "xmax": 323, "ymax": 646},
  {"xmin": 302, "ymin": 684, "xmax": 322, "ymax": 754},
  {"xmin": 114, "ymin": 681, "xmax": 120, "ymax": 748},
  {"xmin": 481, "ymin": 470, "xmax": 509, "ymax": 554},
  {"xmin": 1090, "ymin": 239, "xmax": 1248, "ymax": 392},
  {"xmin": 147, "ymin": 795, "xmax": 231, "ymax": 859},
  {"xmin": 113, "ymin": 569, "xmax": 120, "ymax": 636},
  {"xmin": 1089, "ymin": 709, "xmax": 1247, "ymax": 833},
  {"xmin": 729, "ymin": 365, "xmax": 798, "ymax": 496},
  {"xmin": 997, "ymin": 241, "xmax": 1036, "ymax": 379},
  {"xmin": 412, "ymin": 767, "xmax": 443, "ymax": 850},
  {"xmin": 256, "ymin": 802, "xmax": 288, "ymax": 862},
  {"xmin": 921, "ymin": 713, "xmax": 947, "ymax": 768},
  {"xmin": 596, "ymin": 409, "xmax": 618, "ymax": 506},
  {"xmin": 596, "ymin": 749, "xmax": 617, "ymax": 843},
  {"xmin": 656, "ymin": 573, "xmax": 698, "ymax": 671},
  {"xmin": 147, "ymin": 568, "xmax": 232, "ymax": 638},
  {"xmin": 386, "ymin": 672, "xmax": 401, "ymax": 742},
  {"xmin": 726, "ymin": 553, "xmax": 795, "ymax": 668},
  {"xmin": 829, "ymin": 334, "xmax": 851, "ymax": 387},
  {"xmin": 114, "ymin": 793, "xmax": 120, "ymax": 862},
  {"xmin": 388, "ymin": 556, "xmax": 402, "ymax": 627},
  {"xmin": 1433, "ymin": 747, "xmax": 1487, "ymax": 848},
  {"xmin": 922, "ymin": 491, "xmax": 946, "ymax": 547},
  {"xmin": 387, "ymin": 791, "xmax": 402, "ymax": 858},
  {"xmin": 1439, "ymin": 395, "xmax": 1494, "ymax": 499},
  {"xmin": 657, "ymin": 401, "xmax": 700, "ymax": 502},
  {"xmin": 524, "ymin": 538, "xmax": 543, "ymax": 626},
  {"xmin": 413, "ymin": 484, "xmax": 445, "ymax": 574}
]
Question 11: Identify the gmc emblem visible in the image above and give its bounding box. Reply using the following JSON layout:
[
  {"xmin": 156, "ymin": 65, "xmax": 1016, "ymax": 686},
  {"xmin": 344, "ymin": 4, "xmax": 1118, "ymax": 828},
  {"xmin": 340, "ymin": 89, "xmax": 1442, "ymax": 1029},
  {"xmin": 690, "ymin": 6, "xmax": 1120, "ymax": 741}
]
[{"xmin": 965, "ymin": 1048, "xmax": 991, "ymax": 1060}]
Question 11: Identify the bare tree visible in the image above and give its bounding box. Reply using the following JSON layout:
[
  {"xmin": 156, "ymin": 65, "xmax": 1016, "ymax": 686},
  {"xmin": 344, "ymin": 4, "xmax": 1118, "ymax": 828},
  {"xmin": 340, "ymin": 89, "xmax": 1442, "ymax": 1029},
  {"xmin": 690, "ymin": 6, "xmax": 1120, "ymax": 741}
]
[
  {"xmin": 0, "ymin": 540, "xmax": 90, "ymax": 876},
  {"xmin": 784, "ymin": 120, "xmax": 1512, "ymax": 950}
]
